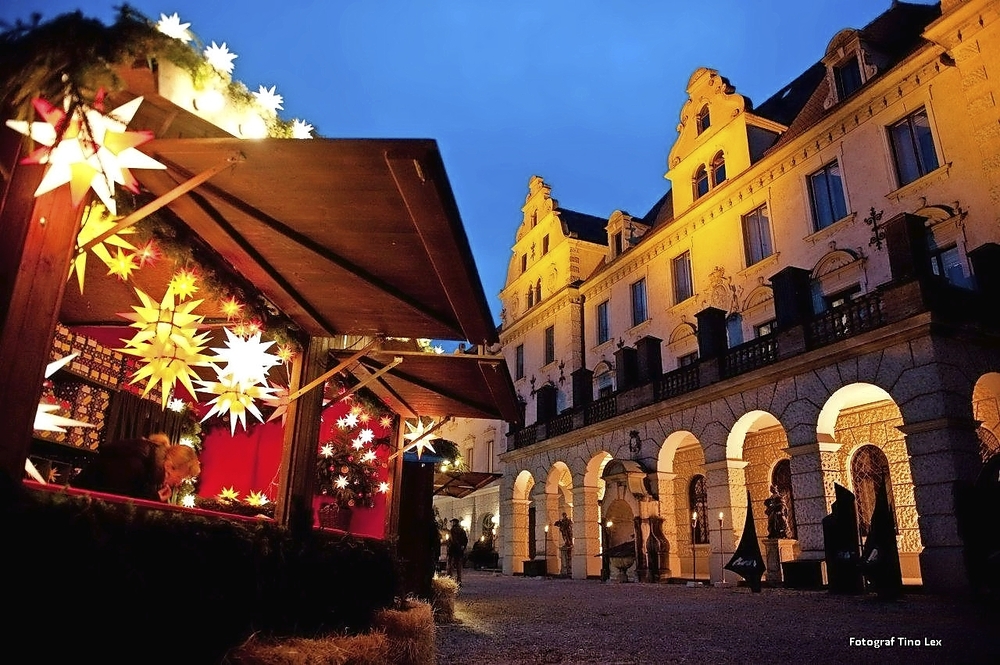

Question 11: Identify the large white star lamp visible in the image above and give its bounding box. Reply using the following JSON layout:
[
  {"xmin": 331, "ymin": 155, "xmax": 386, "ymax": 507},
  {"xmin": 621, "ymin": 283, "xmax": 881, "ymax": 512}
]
[
  {"xmin": 402, "ymin": 417, "xmax": 438, "ymax": 458},
  {"xmin": 5, "ymin": 95, "xmax": 166, "ymax": 215}
]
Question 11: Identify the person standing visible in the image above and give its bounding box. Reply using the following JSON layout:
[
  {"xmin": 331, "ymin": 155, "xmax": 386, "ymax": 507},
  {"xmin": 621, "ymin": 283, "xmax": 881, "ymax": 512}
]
[{"xmin": 447, "ymin": 518, "xmax": 469, "ymax": 585}]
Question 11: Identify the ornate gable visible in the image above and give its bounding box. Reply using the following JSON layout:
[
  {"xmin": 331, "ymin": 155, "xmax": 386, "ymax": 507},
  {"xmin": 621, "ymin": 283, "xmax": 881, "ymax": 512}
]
[{"xmin": 668, "ymin": 68, "xmax": 747, "ymax": 170}]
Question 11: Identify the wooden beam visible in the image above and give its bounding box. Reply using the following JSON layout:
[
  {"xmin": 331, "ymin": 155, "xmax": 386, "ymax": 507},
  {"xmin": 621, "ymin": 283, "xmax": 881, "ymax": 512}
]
[
  {"xmin": 78, "ymin": 153, "xmax": 242, "ymax": 254},
  {"xmin": 285, "ymin": 338, "xmax": 379, "ymax": 402},
  {"xmin": 358, "ymin": 355, "xmax": 497, "ymax": 417},
  {"xmin": 0, "ymin": 129, "xmax": 86, "ymax": 481}
]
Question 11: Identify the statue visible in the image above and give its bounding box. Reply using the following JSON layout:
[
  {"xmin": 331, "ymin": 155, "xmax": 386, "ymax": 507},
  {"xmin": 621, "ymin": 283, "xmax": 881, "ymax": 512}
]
[
  {"xmin": 764, "ymin": 485, "xmax": 788, "ymax": 539},
  {"xmin": 554, "ymin": 512, "xmax": 573, "ymax": 548}
]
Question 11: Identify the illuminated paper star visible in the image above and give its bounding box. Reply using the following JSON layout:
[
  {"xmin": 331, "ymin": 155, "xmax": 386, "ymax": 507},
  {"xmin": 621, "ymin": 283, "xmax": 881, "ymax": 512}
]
[
  {"xmin": 378, "ymin": 482, "xmax": 390, "ymax": 494},
  {"xmin": 5, "ymin": 95, "xmax": 166, "ymax": 215},
  {"xmin": 218, "ymin": 487, "xmax": 241, "ymax": 501},
  {"xmin": 253, "ymin": 85, "xmax": 283, "ymax": 113},
  {"xmin": 34, "ymin": 353, "xmax": 96, "ymax": 432},
  {"xmin": 118, "ymin": 287, "xmax": 211, "ymax": 408},
  {"xmin": 291, "ymin": 119, "xmax": 313, "ymax": 139},
  {"xmin": 157, "ymin": 13, "xmax": 192, "ymax": 42},
  {"xmin": 361, "ymin": 450, "xmax": 377, "ymax": 463},
  {"xmin": 71, "ymin": 202, "xmax": 136, "ymax": 293},
  {"xmin": 219, "ymin": 296, "xmax": 244, "ymax": 320},
  {"xmin": 357, "ymin": 428, "xmax": 375, "ymax": 445},
  {"xmin": 169, "ymin": 268, "xmax": 199, "ymax": 301},
  {"xmin": 276, "ymin": 345, "xmax": 295, "ymax": 364},
  {"xmin": 246, "ymin": 490, "xmax": 269, "ymax": 506},
  {"xmin": 402, "ymin": 418, "xmax": 438, "ymax": 458},
  {"xmin": 263, "ymin": 382, "xmax": 290, "ymax": 425},
  {"xmin": 195, "ymin": 370, "xmax": 276, "ymax": 435},
  {"xmin": 340, "ymin": 412, "xmax": 359, "ymax": 429},
  {"xmin": 106, "ymin": 246, "xmax": 138, "ymax": 281},
  {"xmin": 358, "ymin": 411, "xmax": 371, "ymax": 424},
  {"xmin": 135, "ymin": 240, "xmax": 160, "ymax": 267},
  {"xmin": 351, "ymin": 437, "xmax": 365, "ymax": 450},
  {"xmin": 319, "ymin": 443, "xmax": 335, "ymax": 457},
  {"xmin": 181, "ymin": 495, "xmax": 196, "ymax": 508},
  {"xmin": 334, "ymin": 475, "xmax": 349, "ymax": 490},
  {"xmin": 210, "ymin": 329, "xmax": 282, "ymax": 388},
  {"xmin": 379, "ymin": 415, "xmax": 393, "ymax": 429},
  {"xmin": 168, "ymin": 398, "xmax": 186, "ymax": 412},
  {"xmin": 204, "ymin": 41, "xmax": 237, "ymax": 74}
]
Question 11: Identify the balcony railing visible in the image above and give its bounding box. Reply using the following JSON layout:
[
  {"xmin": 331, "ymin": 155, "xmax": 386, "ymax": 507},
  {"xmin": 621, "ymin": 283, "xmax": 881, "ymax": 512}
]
[
  {"xmin": 548, "ymin": 411, "xmax": 575, "ymax": 437},
  {"xmin": 721, "ymin": 334, "xmax": 778, "ymax": 379},
  {"xmin": 654, "ymin": 364, "xmax": 700, "ymax": 401},
  {"xmin": 510, "ymin": 424, "xmax": 537, "ymax": 451},
  {"xmin": 584, "ymin": 394, "xmax": 617, "ymax": 425},
  {"xmin": 805, "ymin": 292, "xmax": 885, "ymax": 349}
]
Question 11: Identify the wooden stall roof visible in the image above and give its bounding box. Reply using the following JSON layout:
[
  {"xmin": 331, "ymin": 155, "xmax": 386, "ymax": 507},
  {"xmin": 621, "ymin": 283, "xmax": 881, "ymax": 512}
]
[
  {"xmin": 335, "ymin": 348, "xmax": 521, "ymax": 424},
  {"xmin": 433, "ymin": 470, "xmax": 502, "ymax": 498}
]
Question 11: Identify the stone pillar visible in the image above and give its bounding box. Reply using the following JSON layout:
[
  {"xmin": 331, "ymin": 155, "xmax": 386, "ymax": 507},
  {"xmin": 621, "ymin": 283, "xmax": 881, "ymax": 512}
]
[
  {"xmin": 899, "ymin": 417, "xmax": 981, "ymax": 593},
  {"xmin": 705, "ymin": 459, "xmax": 749, "ymax": 583},
  {"xmin": 787, "ymin": 441, "xmax": 844, "ymax": 561},
  {"xmin": 507, "ymin": 498, "xmax": 530, "ymax": 574},
  {"xmin": 572, "ymin": 484, "xmax": 601, "ymax": 579},
  {"xmin": 614, "ymin": 346, "xmax": 638, "ymax": 391},
  {"xmin": 571, "ymin": 367, "xmax": 594, "ymax": 408},
  {"xmin": 655, "ymin": 471, "xmax": 680, "ymax": 579},
  {"xmin": 695, "ymin": 307, "xmax": 728, "ymax": 360},
  {"xmin": 769, "ymin": 266, "xmax": 813, "ymax": 329},
  {"xmin": 635, "ymin": 336, "xmax": 663, "ymax": 384}
]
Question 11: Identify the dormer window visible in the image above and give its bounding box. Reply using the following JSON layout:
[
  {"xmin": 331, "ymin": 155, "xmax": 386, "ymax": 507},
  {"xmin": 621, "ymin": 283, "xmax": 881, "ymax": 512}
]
[
  {"xmin": 613, "ymin": 232, "xmax": 624, "ymax": 256},
  {"xmin": 696, "ymin": 105, "xmax": 711, "ymax": 135},
  {"xmin": 711, "ymin": 152, "xmax": 726, "ymax": 186},
  {"xmin": 694, "ymin": 165, "xmax": 709, "ymax": 200},
  {"xmin": 834, "ymin": 55, "xmax": 863, "ymax": 99}
]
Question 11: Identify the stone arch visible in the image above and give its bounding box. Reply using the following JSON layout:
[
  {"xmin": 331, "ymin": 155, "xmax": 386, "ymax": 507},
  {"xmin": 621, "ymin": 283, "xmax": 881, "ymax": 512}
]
[
  {"xmin": 668, "ymin": 322, "xmax": 697, "ymax": 344},
  {"xmin": 666, "ymin": 432, "xmax": 707, "ymax": 581},
  {"xmin": 743, "ymin": 284, "xmax": 773, "ymax": 311},
  {"xmin": 820, "ymin": 382, "xmax": 923, "ymax": 584},
  {"xmin": 811, "ymin": 248, "xmax": 860, "ymax": 280},
  {"xmin": 973, "ymin": 372, "xmax": 1000, "ymax": 463},
  {"xmin": 511, "ymin": 470, "xmax": 535, "ymax": 573},
  {"xmin": 728, "ymin": 410, "xmax": 791, "ymax": 554},
  {"xmin": 825, "ymin": 28, "xmax": 859, "ymax": 57},
  {"xmin": 657, "ymin": 430, "xmax": 698, "ymax": 474}
]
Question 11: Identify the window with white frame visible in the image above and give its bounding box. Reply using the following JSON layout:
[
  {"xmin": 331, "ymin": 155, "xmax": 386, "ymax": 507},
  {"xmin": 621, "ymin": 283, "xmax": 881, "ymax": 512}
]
[
  {"xmin": 834, "ymin": 55, "xmax": 863, "ymax": 100},
  {"xmin": 742, "ymin": 203, "xmax": 773, "ymax": 266},
  {"xmin": 696, "ymin": 105, "xmax": 711, "ymax": 135},
  {"xmin": 711, "ymin": 151, "xmax": 726, "ymax": 186},
  {"xmin": 672, "ymin": 251, "xmax": 693, "ymax": 304},
  {"xmin": 596, "ymin": 300, "xmax": 610, "ymax": 345},
  {"xmin": 808, "ymin": 160, "xmax": 848, "ymax": 231},
  {"xmin": 630, "ymin": 278, "xmax": 648, "ymax": 326},
  {"xmin": 694, "ymin": 165, "xmax": 709, "ymax": 200},
  {"xmin": 595, "ymin": 369, "xmax": 614, "ymax": 398},
  {"xmin": 888, "ymin": 107, "xmax": 939, "ymax": 187},
  {"xmin": 464, "ymin": 446, "xmax": 474, "ymax": 472}
]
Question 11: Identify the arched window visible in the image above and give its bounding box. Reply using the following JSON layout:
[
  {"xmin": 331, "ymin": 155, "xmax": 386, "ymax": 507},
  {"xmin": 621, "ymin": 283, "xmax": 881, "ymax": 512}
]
[
  {"xmin": 711, "ymin": 151, "xmax": 726, "ymax": 185},
  {"xmin": 693, "ymin": 165, "xmax": 709, "ymax": 199},
  {"xmin": 771, "ymin": 459, "xmax": 797, "ymax": 539},
  {"xmin": 696, "ymin": 105, "xmax": 711, "ymax": 135},
  {"xmin": 851, "ymin": 445, "xmax": 895, "ymax": 538},
  {"xmin": 689, "ymin": 474, "xmax": 709, "ymax": 544},
  {"xmin": 526, "ymin": 287, "xmax": 534, "ymax": 308},
  {"xmin": 534, "ymin": 279, "xmax": 542, "ymax": 303}
]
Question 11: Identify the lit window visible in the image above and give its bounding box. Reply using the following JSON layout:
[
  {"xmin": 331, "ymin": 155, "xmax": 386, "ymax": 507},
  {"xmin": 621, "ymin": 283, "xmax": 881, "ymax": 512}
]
[
  {"xmin": 631, "ymin": 278, "xmax": 647, "ymax": 326},
  {"xmin": 834, "ymin": 55, "xmax": 863, "ymax": 100},
  {"xmin": 543, "ymin": 325, "xmax": 555, "ymax": 365},
  {"xmin": 696, "ymin": 105, "xmax": 711, "ymax": 135},
  {"xmin": 672, "ymin": 251, "xmax": 693, "ymax": 304},
  {"xmin": 515, "ymin": 344, "xmax": 524, "ymax": 380},
  {"xmin": 754, "ymin": 320, "xmax": 776, "ymax": 337},
  {"xmin": 596, "ymin": 300, "xmax": 610, "ymax": 345},
  {"xmin": 889, "ymin": 107, "xmax": 939, "ymax": 187},
  {"xmin": 711, "ymin": 152, "xmax": 726, "ymax": 186},
  {"xmin": 694, "ymin": 165, "xmax": 709, "ymax": 199},
  {"xmin": 678, "ymin": 351, "xmax": 698, "ymax": 367},
  {"xmin": 741, "ymin": 203, "xmax": 773, "ymax": 266},
  {"xmin": 809, "ymin": 160, "xmax": 848, "ymax": 231},
  {"xmin": 689, "ymin": 475, "xmax": 709, "ymax": 544},
  {"xmin": 931, "ymin": 245, "xmax": 973, "ymax": 289}
]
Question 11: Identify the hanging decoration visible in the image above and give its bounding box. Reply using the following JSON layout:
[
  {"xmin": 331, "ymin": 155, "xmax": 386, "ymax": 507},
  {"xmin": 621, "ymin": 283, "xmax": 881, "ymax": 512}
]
[
  {"xmin": 169, "ymin": 268, "xmax": 199, "ymax": 301},
  {"xmin": 5, "ymin": 94, "xmax": 166, "ymax": 215},
  {"xmin": 402, "ymin": 417, "xmax": 439, "ymax": 458},
  {"xmin": 118, "ymin": 286, "xmax": 211, "ymax": 408},
  {"xmin": 316, "ymin": 404, "xmax": 391, "ymax": 509},
  {"xmin": 156, "ymin": 12, "xmax": 192, "ymax": 42},
  {"xmin": 106, "ymin": 247, "xmax": 139, "ymax": 281},
  {"xmin": 263, "ymin": 382, "xmax": 290, "ymax": 425},
  {"xmin": 33, "ymin": 354, "xmax": 95, "ymax": 432},
  {"xmin": 70, "ymin": 202, "xmax": 137, "ymax": 293},
  {"xmin": 204, "ymin": 41, "xmax": 237, "ymax": 74},
  {"xmin": 253, "ymin": 85, "xmax": 283, "ymax": 113}
]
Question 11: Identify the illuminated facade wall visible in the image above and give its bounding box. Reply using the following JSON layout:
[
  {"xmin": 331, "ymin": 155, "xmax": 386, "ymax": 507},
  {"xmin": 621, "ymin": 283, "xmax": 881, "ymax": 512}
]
[{"xmin": 489, "ymin": 0, "xmax": 1000, "ymax": 593}]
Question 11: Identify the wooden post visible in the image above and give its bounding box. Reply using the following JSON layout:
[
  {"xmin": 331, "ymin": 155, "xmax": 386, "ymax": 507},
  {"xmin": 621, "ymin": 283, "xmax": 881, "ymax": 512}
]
[
  {"xmin": 0, "ymin": 128, "xmax": 86, "ymax": 482},
  {"xmin": 274, "ymin": 336, "xmax": 333, "ymax": 534}
]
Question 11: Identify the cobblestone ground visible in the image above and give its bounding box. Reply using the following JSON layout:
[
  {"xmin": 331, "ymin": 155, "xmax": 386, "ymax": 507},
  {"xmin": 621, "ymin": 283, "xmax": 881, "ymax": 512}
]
[{"xmin": 435, "ymin": 571, "xmax": 998, "ymax": 664}]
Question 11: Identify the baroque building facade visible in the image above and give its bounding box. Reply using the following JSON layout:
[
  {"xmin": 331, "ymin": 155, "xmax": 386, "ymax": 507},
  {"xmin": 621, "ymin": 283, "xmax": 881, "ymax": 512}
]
[{"xmin": 443, "ymin": 0, "xmax": 1000, "ymax": 593}]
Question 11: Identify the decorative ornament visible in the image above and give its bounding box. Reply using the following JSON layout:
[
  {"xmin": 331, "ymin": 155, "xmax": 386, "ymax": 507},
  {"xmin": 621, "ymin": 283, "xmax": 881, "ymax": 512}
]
[
  {"xmin": 71, "ymin": 202, "xmax": 136, "ymax": 293},
  {"xmin": 34, "ymin": 354, "xmax": 95, "ymax": 432},
  {"xmin": 218, "ymin": 487, "xmax": 240, "ymax": 501},
  {"xmin": 118, "ymin": 286, "xmax": 211, "ymax": 408},
  {"xmin": 253, "ymin": 85, "xmax": 283, "ymax": 113},
  {"xmin": 291, "ymin": 119, "xmax": 314, "ymax": 139},
  {"xmin": 106, "ymin": 246, "xmax": 138, "ymax": 281},
  {"xmin": 5, "ymin": 95, "xmax": 166, "ymax": 215},
  {"xmin": 361, "ymin": 450, "xmax": 377, "ymax": 463},
  {"xmin": 169, "ymin": 268, "xmax": 199, "ymax": 301},
  {"xmin": 356, "ymin": 428, "xmax": 375, "ymax": 445},
  {"xmin": 334, "ymin": 475, "xmax": 349, "ymax": 489},
  {"xmin": 276, "ymin": 345, "xmax": 295, "ymax": 364},
  {"xmin": 195, "ymin": 371, "xmax": 276, "ymax": 435},
  {"xmin": 135, "ymin": 240, "xmax": 160, "ymax": 267},
  {"xmin": 378, "ymin": 482, "xmax": 390, "ymax": 494},
  {"xmin": 320, "ymin": 443, "xmax": 335, "ymax": 457},
  {"xmin": 263, "ymin": 382, "xmax": 290, "ymax": 424},
  {"xmin": 204, "ymin": 41, "xmax": 237, "ymax": 74},
  {"xmin": 209, "ymin": 329, "xmax": 282, "ymax": 387},
  {"xmin": 246, "ymin": 490, "xmax": 269, "ymax": 506},
  {"xmin": 168, "ymin": 397, "xmax": 186, "ymax": 412},
  {"xmin": 402, "ymin": 417, "xmax": 438, "ymax": 458},
  {"xmin": 379, "ymin": 415, "xmax": 393, "ymax": 429},
  {"xmin": 181, "ymin": 495, "xmax": 196, "ymax": 508},
  {"xmin": 219, "ymin": 296, "xmax": 244, "ymax": 320},
  {"xmin": 156, "ymin": 13, "xmax": 192, "ymax": 42}
]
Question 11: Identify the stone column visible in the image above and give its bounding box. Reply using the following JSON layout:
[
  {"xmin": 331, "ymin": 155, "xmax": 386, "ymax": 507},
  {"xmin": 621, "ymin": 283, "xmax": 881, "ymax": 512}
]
[
  {"xmin": 655, "ymin": 471, "xmax": 680, "ymax": 579},
  {"xmin": 572, "ymin": 484, "xmax": 601, "ymax": 579},
  {"xmin": 899, "ymin": 417, "xmax": 981, "ymax": 593},
  {"xmin": 786, "ymin": 441, "xmax": 844, "ymax": 561},
  {"xmin": 507, "ymin": 498, "xmax": 530, "ymax": 574},
  {"xmin": 705, "ymin": 459, "xmax": 749, "ymax": 583}
]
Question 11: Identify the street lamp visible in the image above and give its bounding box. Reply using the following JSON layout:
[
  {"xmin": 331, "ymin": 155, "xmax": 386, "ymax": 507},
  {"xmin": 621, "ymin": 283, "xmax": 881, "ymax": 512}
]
[
  {"xmin": 601, "ymin": 520, "xmax": 613, "ymax": 582},
  {"xmin": 718, "ymin": 512, "xmax": 725, "ymax": 584},
  {"xmin": 690, "ymin": 511, "xmax": 698, "ymax": 584},
  {"xmin": 543, "ymin": 524, "xmax": 549, "ymax": 575}
]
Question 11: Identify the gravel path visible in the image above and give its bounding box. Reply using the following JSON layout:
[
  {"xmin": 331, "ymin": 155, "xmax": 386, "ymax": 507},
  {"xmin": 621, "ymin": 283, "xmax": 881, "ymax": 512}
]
[{"xmin": 435, "ymin": 571, "xmax": 998, "ymax": 664}]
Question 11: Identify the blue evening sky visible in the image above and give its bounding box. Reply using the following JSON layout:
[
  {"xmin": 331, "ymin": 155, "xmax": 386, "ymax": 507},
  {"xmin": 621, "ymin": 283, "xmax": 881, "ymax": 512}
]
[{"xmin": 2, "ymin": 0, "xmax": 936, "ymax": 332}]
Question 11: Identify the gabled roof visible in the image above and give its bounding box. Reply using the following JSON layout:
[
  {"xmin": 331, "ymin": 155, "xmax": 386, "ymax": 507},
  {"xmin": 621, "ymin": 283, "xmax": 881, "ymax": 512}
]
[{"xmin": 555, "ymin": 207, "xmax": 608, "ymax": 245}]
